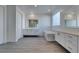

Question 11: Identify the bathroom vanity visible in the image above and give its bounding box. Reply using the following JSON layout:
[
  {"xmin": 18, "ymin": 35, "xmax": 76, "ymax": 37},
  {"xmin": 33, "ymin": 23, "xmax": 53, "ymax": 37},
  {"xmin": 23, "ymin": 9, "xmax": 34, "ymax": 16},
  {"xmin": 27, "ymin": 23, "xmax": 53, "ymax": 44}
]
[{"xmin": 44, "ymin": 27, "xmax": 79, "ymax": 53}]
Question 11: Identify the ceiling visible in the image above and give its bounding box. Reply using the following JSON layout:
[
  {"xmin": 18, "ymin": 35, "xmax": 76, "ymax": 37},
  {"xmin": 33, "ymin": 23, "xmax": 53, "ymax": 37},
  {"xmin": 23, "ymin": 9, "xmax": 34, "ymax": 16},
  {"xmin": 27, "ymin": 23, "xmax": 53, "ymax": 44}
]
[{"xmin": 17, "ymin": 5, "xmax": 79, "ymax": 15}]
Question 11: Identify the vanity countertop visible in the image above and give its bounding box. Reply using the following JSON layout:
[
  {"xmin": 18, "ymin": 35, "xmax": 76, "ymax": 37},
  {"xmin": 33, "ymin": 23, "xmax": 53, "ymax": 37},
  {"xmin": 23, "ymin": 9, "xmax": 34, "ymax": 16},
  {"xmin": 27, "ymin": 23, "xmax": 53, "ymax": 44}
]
[{"xmin": 45, "ymin": 27, "xmax": 79, "ymax": 36}]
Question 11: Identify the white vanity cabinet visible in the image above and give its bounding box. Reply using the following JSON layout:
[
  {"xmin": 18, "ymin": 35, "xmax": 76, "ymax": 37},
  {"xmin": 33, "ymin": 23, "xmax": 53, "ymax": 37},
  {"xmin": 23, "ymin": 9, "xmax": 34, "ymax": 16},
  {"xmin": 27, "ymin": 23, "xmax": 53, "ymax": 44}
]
[
  {"xmin": 44, "ymin": 31, "xmax": 56, "ymax": 41},
  {"xmin": 55, "ymin": 32, "xmax": 66, "ymax": 48},
  {"xmin": 78, "ymin": 37, "xmax": 79, "ymax": 53},
  {"xmin": 55, "ymin": 32, "xmax": 78, "ymax": 53},
  {"xmin": 66, "ymin": 34, "xmax": 77, "ymax": 53}
]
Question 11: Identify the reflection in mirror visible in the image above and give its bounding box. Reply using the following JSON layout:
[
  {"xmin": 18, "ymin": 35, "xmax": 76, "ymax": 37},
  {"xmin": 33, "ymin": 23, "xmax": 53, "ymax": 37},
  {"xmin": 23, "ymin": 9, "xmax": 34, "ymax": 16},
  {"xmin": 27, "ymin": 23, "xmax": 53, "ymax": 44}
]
[
  {"xmin": 63, "ymin": 11, "xmax": 78, "ymax": 28},
  {"xmin": 64, "ymin": 20, "xmax": 76, "ymax": 28}
]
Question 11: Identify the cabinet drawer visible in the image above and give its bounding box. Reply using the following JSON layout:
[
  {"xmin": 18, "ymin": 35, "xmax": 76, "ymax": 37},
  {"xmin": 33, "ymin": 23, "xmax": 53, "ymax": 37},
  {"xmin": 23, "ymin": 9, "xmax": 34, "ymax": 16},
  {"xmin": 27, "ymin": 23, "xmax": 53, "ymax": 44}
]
[
  {"xmin": 66, "ymin": 34, "xmax": 77, "ymax": 53},
  {"xmin": 55, "ymin": 32, "xmax": 66, "ymax": 47},
  {"xmin": 67, "ymin": 34, "xmax": 77, "ymax": 40},
  {"xmin": 55, "ymin": 32, "xmax": 61, "ymax": 41},
  {"xmin": 67, "ymin": 39, "xmax": 77, "ymax": 47},
  {"xmin": 66, "ymin": 34, "xmax": 77, "ymax": 46},
  {"xmin": 66, "ymin": 44, "xmax": 77, "ymax": 53},
  {"xmin": 55, "ymin": 32, "xmax": 78, "ymax": 53}
]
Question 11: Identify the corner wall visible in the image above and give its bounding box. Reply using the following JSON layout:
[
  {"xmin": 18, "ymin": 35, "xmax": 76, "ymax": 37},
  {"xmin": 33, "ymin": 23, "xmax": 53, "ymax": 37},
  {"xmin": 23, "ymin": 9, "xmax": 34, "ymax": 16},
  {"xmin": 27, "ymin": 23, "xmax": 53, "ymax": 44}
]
[
  {"xmin": 7, "ymin": 5, "xmax": 16, "ymax": 42},
  {"xmin": 0, "ymin": 5, "xmax": 7, "ymax": 44}
]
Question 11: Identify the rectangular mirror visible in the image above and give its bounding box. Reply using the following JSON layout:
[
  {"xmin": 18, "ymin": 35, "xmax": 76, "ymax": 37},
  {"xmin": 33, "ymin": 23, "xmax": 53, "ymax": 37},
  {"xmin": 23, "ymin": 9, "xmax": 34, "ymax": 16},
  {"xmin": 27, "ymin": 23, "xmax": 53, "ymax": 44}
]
[{"xmin": 63, "ymin": 11, "xmax": 78, "ymax": 28}]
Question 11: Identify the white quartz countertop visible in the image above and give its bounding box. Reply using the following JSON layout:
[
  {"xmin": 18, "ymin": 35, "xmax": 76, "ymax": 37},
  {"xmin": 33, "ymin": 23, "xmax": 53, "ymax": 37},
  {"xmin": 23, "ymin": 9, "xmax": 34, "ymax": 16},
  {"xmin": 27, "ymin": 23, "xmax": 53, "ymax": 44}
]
[{"xmin": 45, "ymin": 27, "xmax": 79, "ymax": 36}]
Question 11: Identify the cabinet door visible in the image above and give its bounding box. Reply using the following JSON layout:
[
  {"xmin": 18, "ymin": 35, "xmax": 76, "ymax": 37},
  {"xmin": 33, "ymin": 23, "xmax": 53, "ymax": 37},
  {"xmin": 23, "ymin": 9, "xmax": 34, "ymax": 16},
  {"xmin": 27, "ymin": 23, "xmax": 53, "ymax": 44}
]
[
  {"xmin": 66, "ymin": 34, "xmax": 77, "ymax": 53},
  {"xmin": 60, "ymin": 33, "xmax": 67, "ymax": 47},
  {"xmin": 16, "ymin": 11, "xmax": 22, "ymax": 41},
  {"xmin": 56, "ymin": 32, "xmax": 78, "ymax": 53},
  {"xmin": 55, "ymin": 32, "xmax": 62, "ymax": 44},
  {"xmin": 55, "ymin": 32, "xmax": 66, "ymax": 47}
]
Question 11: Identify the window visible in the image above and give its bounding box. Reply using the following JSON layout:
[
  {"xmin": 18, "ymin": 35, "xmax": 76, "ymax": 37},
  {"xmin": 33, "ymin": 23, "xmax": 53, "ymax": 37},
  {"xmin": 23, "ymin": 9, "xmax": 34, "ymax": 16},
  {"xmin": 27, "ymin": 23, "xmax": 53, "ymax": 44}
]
[{"xmin": 52, "ymin": 12, "xmax": 60, "ymax": 26}]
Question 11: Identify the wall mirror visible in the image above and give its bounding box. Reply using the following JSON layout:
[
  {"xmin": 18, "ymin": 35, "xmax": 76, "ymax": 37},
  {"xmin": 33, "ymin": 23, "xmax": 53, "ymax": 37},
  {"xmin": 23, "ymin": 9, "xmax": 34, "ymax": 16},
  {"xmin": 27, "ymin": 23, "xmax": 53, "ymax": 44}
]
[
  {"xmin": 28, "ymin": 19, "xmax": 38, "ymax": 28},
  {"xmin": 63, "ymin": 11, "xmax": 79, "ymax": 28}
]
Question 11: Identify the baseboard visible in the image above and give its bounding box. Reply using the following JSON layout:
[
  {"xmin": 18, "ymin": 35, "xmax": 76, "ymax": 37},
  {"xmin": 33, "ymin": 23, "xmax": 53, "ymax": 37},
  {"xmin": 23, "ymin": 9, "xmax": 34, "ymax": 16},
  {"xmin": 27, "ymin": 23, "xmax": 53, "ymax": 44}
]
[{"xmin": 23, "ymin": 35, "xmax": 40, "ymax": 37}]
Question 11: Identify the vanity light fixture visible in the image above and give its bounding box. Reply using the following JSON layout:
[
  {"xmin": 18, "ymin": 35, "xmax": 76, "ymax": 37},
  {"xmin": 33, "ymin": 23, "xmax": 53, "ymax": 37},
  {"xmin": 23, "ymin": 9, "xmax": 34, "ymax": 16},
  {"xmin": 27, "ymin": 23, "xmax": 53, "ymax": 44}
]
[{"xmin": 29, "ymin": 12, "xmax": 37, "ymax": 19}]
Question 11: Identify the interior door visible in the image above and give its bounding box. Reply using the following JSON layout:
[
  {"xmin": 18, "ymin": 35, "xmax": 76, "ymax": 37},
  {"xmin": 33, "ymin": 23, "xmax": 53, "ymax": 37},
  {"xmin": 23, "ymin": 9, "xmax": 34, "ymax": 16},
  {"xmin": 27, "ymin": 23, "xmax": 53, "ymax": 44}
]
[
  {"xmin": 16, "ymin": 11, "xmax": 22, "ymax": 41},
  {"xmin": 0, "ymin": 6, "xmax": 4, "ymax": 44}
]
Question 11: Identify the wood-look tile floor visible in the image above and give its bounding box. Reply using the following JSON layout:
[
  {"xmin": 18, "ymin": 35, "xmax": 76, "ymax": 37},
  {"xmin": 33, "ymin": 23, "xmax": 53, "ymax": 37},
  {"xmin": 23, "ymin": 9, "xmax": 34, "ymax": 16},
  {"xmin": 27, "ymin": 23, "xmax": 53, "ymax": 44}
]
[{"xmin": 0, "ymin": 37, "xmax": 68, "ymax": 53}]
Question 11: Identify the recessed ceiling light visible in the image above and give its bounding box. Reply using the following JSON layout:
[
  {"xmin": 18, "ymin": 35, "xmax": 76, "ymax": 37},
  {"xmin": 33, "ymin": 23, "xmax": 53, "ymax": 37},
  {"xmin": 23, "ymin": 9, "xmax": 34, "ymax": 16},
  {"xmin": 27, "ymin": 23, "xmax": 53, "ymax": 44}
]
[
  {"xmin": 34, "ymin": 5, "xmax": 37, "ymax": 7},
  {"xmin": 60, "ymin": 9, "xmax": 64, "ymax": 12},
  {"xmin": 48, "ymin": 9, "xmax": 51, "ymax": 12}
]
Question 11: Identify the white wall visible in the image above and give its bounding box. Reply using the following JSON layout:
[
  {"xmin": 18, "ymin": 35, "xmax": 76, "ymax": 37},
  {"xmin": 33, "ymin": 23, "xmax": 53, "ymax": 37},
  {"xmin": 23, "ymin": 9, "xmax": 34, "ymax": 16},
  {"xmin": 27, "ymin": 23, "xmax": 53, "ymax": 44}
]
[
  {"xmin": 7, "ymin": 5, "xmax": 16, "ymax": 42},
  {"xmin": 25, "ymin": 14, "xmax": 51, "ymax": 28},
  {"xmin": 0, "ymin": 5, "xmax": 25, "ymax": 44},
  {"xmin": 16, "ymin": 11, "xmax": 22, "ymax": 41},
  {"xmin": 25, "ymin": 14, "xmax": 51, "ymax": 29},
  {"xmin": 24, "ymin": 14, "xmax": 51, "ymax": 36},
  {"xmin": 16, "ymin": 7, "xmax": 25, "ymax": 41},
  {"xmin": 3, "ymin": 6, "xmax": 7, "ymax": 43},
  {"xmin": 0, "ymin": 6, "xmax": 4, "ymax": 44},
  {"xmin": 0, "ymin": 5, "xmax": 17, "ymax": 44},
  {"xmin": 38, "ymin": 15, "xmax": 50, "ymax": 29},
  {"xmin": 22, "ymin": 13, "xmax": 25, "ymax": 29},
  {"xmin": 0, "ymin": 6, "xmax": 7, "ymax": 44},
  {"xmin": 38, "ymin": 15, "xmax": 51, "ymax": 36}
]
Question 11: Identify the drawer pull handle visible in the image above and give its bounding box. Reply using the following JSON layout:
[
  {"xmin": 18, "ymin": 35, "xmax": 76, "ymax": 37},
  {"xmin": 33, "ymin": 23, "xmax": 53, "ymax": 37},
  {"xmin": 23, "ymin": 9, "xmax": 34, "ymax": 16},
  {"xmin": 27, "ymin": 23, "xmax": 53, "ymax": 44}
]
[
  {"xmin": 68, "ymin": 46, "xmax": 72, "ymax": 50},
  {"xmin": 68, "ymin": 40, "xmax": 72, "ymax": 43},
  {"xmin": 57, "ymin": 33, "xmax": 60, "ymax": 35},
  {"xmin": 68, "ymin": 36, "xmax": 72, "ymax": 38}
]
